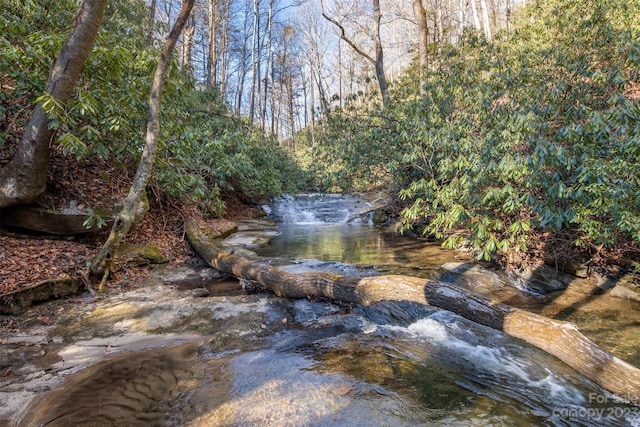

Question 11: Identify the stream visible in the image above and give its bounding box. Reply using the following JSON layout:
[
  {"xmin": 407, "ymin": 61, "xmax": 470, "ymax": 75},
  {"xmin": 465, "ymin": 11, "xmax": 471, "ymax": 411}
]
[{"xmin": 2, "ymin": 194, "xmax": 640, "ymax": 426}]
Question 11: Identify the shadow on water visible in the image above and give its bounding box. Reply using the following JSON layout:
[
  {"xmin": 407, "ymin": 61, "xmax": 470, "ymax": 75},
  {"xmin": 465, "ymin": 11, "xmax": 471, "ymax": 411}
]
[{"xmin": 515, "ymin": 234, "xmax": 640, "ymax": 371}]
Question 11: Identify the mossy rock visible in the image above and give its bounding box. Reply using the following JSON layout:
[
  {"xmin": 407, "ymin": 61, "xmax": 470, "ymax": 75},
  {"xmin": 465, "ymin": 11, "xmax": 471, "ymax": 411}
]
[
  {"xmin": 115, "ymin": 243, "xmax": 166, "ymax": 265},
  {"xmin": 372, "ymin": 209, "xmax": 393, "ymax": 227}
]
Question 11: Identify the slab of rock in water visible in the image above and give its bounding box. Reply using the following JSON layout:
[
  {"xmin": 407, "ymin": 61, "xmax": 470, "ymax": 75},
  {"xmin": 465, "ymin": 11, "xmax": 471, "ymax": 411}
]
[
  {"xmin": 154, "ymin": 264, "xmax": 226, "ymax": 290},
  {"xmin": 609, "ymin": 273, "xmax": 640, "ymax": 302},
  {"xmin": 509, "ymin": 264, "xmax": 575, "ymax": 294},
  {"xmin": 224, "ymin": 229, "xmax": 282, "ymax": 249},
  {"xmin": 235, "ymin": 219, "xmax": 278, "ymax": 231}
]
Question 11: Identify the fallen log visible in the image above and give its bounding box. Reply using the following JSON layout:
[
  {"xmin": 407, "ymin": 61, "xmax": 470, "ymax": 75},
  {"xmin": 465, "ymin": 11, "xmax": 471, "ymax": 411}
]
[{"xmin": 185, "ymin": 217, "xmax": 640, "ymax": 405}]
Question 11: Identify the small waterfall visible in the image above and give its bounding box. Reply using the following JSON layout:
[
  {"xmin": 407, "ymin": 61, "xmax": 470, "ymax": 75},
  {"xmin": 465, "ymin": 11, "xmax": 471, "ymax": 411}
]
[{"xmin": 264, "ymin": 194, "xmax": 373, "ymax": 224}]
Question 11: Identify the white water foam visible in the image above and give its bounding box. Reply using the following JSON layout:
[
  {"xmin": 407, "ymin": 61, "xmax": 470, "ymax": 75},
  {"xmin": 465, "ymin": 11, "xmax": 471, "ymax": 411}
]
[
  {"xmin": 267, "ymin": 194, "xmax": 371, "ymax": 224},
  {"xmin": 392, "ymin": 313, "xmax": 586, "ymax": 407}
]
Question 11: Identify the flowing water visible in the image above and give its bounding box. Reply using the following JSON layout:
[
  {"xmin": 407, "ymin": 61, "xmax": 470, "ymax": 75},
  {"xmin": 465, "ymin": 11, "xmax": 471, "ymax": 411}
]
[{"xmin": 9, "ymin": 195, "xmax": 640, "ymax": 426}]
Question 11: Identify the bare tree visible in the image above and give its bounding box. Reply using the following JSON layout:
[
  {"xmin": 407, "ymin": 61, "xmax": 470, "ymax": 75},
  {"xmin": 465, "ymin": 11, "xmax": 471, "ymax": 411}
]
[
  {"xmin": 261, "ymin": 0, "xmax": 275, "ymax": 130},
  {"xmin": 320, "ymin": 0, "xmax": 389, "ymax": 109},
  {"xmin": 0, "ymin": 0, "xmax": 107, "ymax": 208},
  {"xmin": 505, "ymin": 0, "xmax": 512, "ymax": 35},
  {"xmin": 248, "ymin": 0, "xmax": 261, "ymax": 121},
  {"xmin": 207, "ymin": 0, "xmax": 220, "ymax": 87},
  {"xmin": 89, "ymin": 0, "xmax": 196, "ymax": 287},
  {"xmin": 296, "ymin": 0, "xmax": 332, "ymax": 141},
  {"xmin": 458, "ymin": 0, "xmax": 467, "ymax": 39},
  {"xmin": 413, "ymin": 0, "xmax": 429, "ymax": 95},
  {"xmin": 470, "ymin": 0, "xmax": 481, "ymax": 32},
  {"xmin": 479, "ymin": 0, "xmax": 492, "ymax": 40},
  {"xmin": 219, "ymin": 0, "xmax": 233, "ymax": 96},
  {"xmin": 181, "ymin": 15, "xmax": 196, "ymax": 69},
  {"xmin": 232, "ymin": 0, "xmax": 254, "ymax": 115}
]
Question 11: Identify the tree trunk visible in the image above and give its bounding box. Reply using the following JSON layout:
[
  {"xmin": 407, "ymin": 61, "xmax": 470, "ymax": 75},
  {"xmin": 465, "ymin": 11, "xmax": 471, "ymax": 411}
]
[
  {"xmin": 0, "ymin": 0, "xmax": 107, "ymax": 208},
  {"xmin": 371, "ymin": 0, "xmax": 389, "ymax": 108},
  {"xmin": 261, "ymin": 0, "xmax": 274, "ymax": 131},
  {"xmin": 413, "ymin": 0, "xmax": 429, "ymax": 96},
  {"xmin": 88, "ymin": 0, "xmax": 196, "ymax": 287},
  {"xmin": 235, "ymin": 3, "xmax": 251, "ymax": 115},
  {"xmin": 181, "ymin": 16, "xmax": 195, "ymax": 71},
  {"xmin": 185, "ymin": 217, "xmax": 640, "ymax": 405},
  {"xmin": 207, "ymin": 0, "xmax": 219, "ymax": 87},
  {"xmin": 470, "ymin": 0, "xmax": 481, "ymax": 32},
  {"xmin": 219, "ymin": 0, "xmax": 232, "ymax": 97},
  {"xmin": 479, "ymin": 0, "xmax": 492, "ymax": 40},
  {"xmin": 458, "ymin": 0, "xmax": 467, "ymax": 39},
  {"xmin": 248, "ymin": 0, "xmax": 260, "ymax": 121},
  {"xmin": 506, "ymin": 0, "xmax": 512, "ymax": 35}
]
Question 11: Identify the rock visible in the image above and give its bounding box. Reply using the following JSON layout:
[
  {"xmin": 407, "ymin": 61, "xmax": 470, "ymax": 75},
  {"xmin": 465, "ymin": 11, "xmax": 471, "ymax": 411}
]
[
  {"xmin": 513, "ymin": 264, "xmax": 573, "ymax": 294},
  {"xmin": 190, "ymin": 288, "xmax": 211, "ymax": 298},
  {"xmin": 115, "ymin": 243, "xmax": 166, "ymax": 265},
  {"xmin": 154, "ymin": 265, "xmax": 225, "ymax": 290},
  {"xmin": 223, "ymin": 230, "xmax": 282, "ymax": 249},
  {"xmin": 609, "ymin": 286, "xmax": 640, "ymax": 302},
  {"xmin": 372, "ymin": 209, "xmax": 393, "ymax": 227},
  {"xmin": 0, "ymin": 278, "xmax": 84, "ymax": 315},
  {"xmin": 543, "ymin": 256, "xmax": 588, "ymax": 278},
  {"xmin": 235, "ymin": 219, "xmax": 278, "ymax": 232},
  {"xmin": 440, "ymin": 262, "xmax": 505, "ymax": 295},
  {"xmin": 609, "ymin": 273, "xmax": 640, "ymax": 302}
]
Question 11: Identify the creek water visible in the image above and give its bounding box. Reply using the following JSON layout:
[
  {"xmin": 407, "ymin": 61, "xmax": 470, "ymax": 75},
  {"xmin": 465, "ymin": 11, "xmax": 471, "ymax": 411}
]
[{"xmin": 10, "ymin": 194, "xmax": 640, "ymax": 426}]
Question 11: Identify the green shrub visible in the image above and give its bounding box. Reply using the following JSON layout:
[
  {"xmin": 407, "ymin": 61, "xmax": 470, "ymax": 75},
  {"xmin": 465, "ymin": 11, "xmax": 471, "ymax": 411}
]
[{"xmin": 312, "ymin": 0, "xmax": 640, "ymax": 260}]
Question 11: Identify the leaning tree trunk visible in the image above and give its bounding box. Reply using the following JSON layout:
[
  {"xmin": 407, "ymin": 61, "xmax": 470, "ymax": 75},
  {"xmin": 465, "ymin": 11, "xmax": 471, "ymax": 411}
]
[
  {"xmin": 185, "ymin": 217, "xmax": 640, "ymax": 405},
  {"xmin": 88, "ymin": 0, "xmax": 196, "ymax": 288},
  {"xmin": 0, "ymin": 0, "xmax": 107, "ymax": 208}
]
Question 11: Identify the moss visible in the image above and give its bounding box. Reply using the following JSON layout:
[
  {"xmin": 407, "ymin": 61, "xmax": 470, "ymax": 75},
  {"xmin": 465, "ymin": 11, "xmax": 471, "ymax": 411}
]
[
  {"xmin": 216, "ymin": 224, "xmax": 238, "ymax": 239},
  {"xmin": 115, "ymin": 243, "xmax": 164, "ymax": 263}
]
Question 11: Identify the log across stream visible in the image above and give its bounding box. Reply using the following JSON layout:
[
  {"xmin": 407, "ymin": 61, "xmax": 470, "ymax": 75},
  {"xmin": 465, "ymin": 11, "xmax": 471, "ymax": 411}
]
[{"xmin": 185, "ymin": 217, "xmax": 640, "ymax": 405}]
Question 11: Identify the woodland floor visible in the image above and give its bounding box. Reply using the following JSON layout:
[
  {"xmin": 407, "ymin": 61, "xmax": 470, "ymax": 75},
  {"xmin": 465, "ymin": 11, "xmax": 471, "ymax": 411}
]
[{"xmin": 0, "ymin": 155, "xmax": 255, "ymax": 297}]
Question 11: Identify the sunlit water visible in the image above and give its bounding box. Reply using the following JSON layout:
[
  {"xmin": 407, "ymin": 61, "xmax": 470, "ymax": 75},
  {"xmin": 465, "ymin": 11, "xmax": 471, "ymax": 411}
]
[{"xmin": 18, "ymin": 195, "xmax": 640, "ymax": 426}]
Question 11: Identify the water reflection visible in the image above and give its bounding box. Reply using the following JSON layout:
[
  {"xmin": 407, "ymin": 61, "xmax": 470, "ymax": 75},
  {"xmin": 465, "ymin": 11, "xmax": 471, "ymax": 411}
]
[{"xmin": 255, "ymin": 223, "xmax": 457, "ymax": 279}]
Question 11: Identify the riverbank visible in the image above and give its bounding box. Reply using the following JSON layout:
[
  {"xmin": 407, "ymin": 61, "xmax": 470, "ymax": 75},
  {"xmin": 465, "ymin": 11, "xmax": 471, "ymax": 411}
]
[
  {"xmin": 0, "ymin": 155, "xmax": 638, "ymax": 315},
  {"xmin": 2, "ymin": 190, "xmax": 640, "ymax": 316}
]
